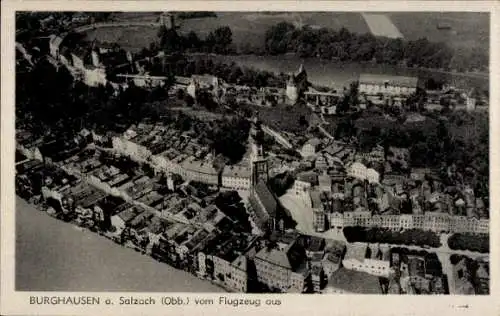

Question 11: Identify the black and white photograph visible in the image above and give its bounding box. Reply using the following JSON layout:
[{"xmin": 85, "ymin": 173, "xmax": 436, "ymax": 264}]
[{"xmin": 2, "ymin": 2, "xmax": 499, "ymax": 314}]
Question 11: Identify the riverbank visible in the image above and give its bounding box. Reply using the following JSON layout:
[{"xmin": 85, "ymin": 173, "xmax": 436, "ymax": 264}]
[
  {"xmin": 194, "ymin": 54, "xmax": 488, "ymax": 90},
  {"xmin": 15, "ymin": 196, "xmax": 225, "ymax": 292}
]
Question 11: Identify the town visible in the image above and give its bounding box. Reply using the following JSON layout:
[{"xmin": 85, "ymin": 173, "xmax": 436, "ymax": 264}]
[{"xmin": 15, "ymin": 11, "xmax": 489, "ymax": 295}]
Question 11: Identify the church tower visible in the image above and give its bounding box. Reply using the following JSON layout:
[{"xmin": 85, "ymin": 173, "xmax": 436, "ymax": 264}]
[
  {"xmin": 160, "ymin": 12, "xmax": 175, "ymax": 29},
  {"xmin": 286, "ymin": 74, "xmax": 299, "ymax": 105},
  {"xmin": 249, "ymin": 113, "xmax": 268, "ymax": 187}
]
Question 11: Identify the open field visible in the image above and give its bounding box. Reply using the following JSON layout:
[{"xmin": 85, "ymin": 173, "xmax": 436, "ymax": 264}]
[
  {"xmin": 388, "ymin": 12, "xmax": 490, "ymax": 52},
  {"xmin": 179, "ymin": 12, "xmax": 369, "ymax": 52},
  {"xmin": 109, "ymin": 12, "xmax": 161, "ymax": 23},
  {"xmin": 362, "ymin": 13, "xmax": 403, "ymax": 39},
  {"xmin": 82, "ymin": 12, "xmax": 489, "ymax": 55},
  {"xmin": 84, "ymin": 25, "xmax": 158, "ymax": 52}
]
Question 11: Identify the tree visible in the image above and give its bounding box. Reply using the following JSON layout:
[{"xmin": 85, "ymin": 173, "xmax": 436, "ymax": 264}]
[
  {"xmin": 213, "ymin": 26, "xmax": 233, "ymax": 53},
  {"xmin": 158, "ymin": 25, "xmax": 183, "ymax": 54}
]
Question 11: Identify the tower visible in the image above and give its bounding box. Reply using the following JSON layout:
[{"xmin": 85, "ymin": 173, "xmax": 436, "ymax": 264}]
[
  {"xmin": 249, "ymin": 112, "xmax": 268, "ymax": 187},
  {"xmin": 286, "ymin": 74, "xmax": 299, "ymax": 105},
  {"xmin": 160, "ymin": 12, "xmax": 175, "ymax": 29},
  {"xmin": 187, "ymin": 78, "xmax": 198, "ymax": 100},
  {"xmin": 251, "ymin": 159, "xmax": 269, "ymax": 187}
]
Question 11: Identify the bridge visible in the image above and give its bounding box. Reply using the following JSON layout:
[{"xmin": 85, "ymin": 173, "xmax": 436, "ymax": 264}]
[{"xmin": 305, "ymin": 91, "xmax": 342, "ymax": 106}]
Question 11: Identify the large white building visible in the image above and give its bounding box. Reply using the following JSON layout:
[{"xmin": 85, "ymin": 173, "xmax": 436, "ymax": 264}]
[
  {"xmin": 347, "ymin": 162, "xmax": 380, "ymax": 183},
  {"xmin": 359, "ymin": 74, "xmax": 418, "ymax": 97},
  {"xmin": 342, "ymin": 243, "xmax": 390, "ymax": 277},
  {"xmin": 221, "ymin": 165, "xmax": 251, "ymax": 190},
  {"xmin": 301, "ymin": 138, "xmax": 322, "ymax": 158}
]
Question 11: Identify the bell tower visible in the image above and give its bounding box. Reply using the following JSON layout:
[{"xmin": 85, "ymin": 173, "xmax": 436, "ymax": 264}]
[{"xmin": 249, "ymin": 112, "xmax": 268, "ymax": 187}]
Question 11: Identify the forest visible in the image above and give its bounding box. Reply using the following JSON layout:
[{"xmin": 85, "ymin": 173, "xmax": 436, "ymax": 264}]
[{"xmin": 264, "ymin": 22, "xmax": 488, "ymax": 72}]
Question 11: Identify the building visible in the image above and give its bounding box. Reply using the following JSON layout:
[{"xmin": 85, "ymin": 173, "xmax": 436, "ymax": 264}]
[
  {"xmin": 318, "ymin": 174, "xmax": 332, "ymax": 193},
  {"xmin": 325, "ymin": 268, "xmax": 382, "ymax": 294},
  {"xmin": 321, "ymin": 240, "xmax": 345, "ymax": 278},
  {"xmin": 475, "ymin": 261, "xmax": 489, "ymax": 294},
  {"xmin": 347, "ymin": 162, "xmax": 380, "ymax": 183},
  {"xmin": 329, "ymin": 211, "xmax": 344, "ymax": 230},
  {"xmin": 364, "ymin": 246, "xmax": 391, "ymax": 277},
  {"xmin": 341, "ymin": 243, "xmax": 390, "ymax": 277},
  {"xmin": 49, "ymin": 34, "xmax": 64, "ymax": 59},
  {"xmin": 187, "ymin": 74, "xmax": 224, "ymax": 101},
  {"xmin": 311, "ymin": 190, "xmax": 326, "ymax": 232},
  {"xmin": 249, "ymin": 180, "xmax": 280, "ymax": 232},
  {"xmin": 301, "ymin": 138, "xmax": 322, "ymax": 158},
  {"xmin": 292, "ymin": 179, "xmax": 312, "ymax": 195},
  {"xmin": 359, "ymin": 74, "xmax": 418, "ymax": 97},
  {"xmin": 181, "ymin": 157, "xmax": 220, "ymax": 186},
  {"xmin": 159, "ymin": 12, "xmax": 175, "ymax": 29},
  {"xmin": 254, "ymin": 240, "xmax": 309, "ymax": 293},
  {"xmin": 342, "ymin": 243, "xmax": 368, "ymax": 272},
  {"xmin": 110, "ymin": 206, "xmax": 146, "ymax": 235},
  {"xmin": 221, "ymin": 164, "xmax": 251, "ymax": 190},
  {"xmin": 286, "ymin": 64, "xmax": 308, "ymax": 105}
]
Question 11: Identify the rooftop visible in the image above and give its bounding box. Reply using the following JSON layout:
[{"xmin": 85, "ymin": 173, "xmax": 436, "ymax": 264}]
[
  {"xmin": 254, "ymin": 180, "xmax": 278, "ymax": 218},
  {"xmin": 222, "ymin": 164, "xmax": 251, "ymax": 178},
  {"xmin": 116, "ymin": 206, "xmax": 146, "ymax": 224},
  {"xmin": 181, "ymin": 157, "xmax": 218, "ymax": 176},
  {"xmin": 327, "ymin": 268, "xmax": 382, "ymax": 294},
  {"xmin": 310, "ymin": 190, "xmax": 322, "ymax": 209},
  {"xmin": 359, "ymin": 74, "xmax": 418, "ymax": 88},
  {"xmin": 344, "ymin": 243, "xmax": 368, "ymax": 262},
  {"xmin": 305, "ymin": 138, "xmax": 322, "ymax": 147}
]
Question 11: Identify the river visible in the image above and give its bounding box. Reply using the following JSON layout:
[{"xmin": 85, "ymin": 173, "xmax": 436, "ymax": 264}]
[
  {"xmin": 15, "ymin": 197, "xmax": 224, "ymax": 292},
  {"xmin": 207, "ymin": 54, "xmax": 489, "ymax": 90}
]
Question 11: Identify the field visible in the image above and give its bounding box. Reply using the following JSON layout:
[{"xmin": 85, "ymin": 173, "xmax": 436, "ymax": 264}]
[
  {"xmin": 362, "ymin": 13, "xmax": 403, "ymax": 39},
  {"xmin": 179, "ymin": 12, "xmax": 368, "ymax": 52},
  {"xmin": 388, "ymin": 12, "xmax": 490, "ymax": 53},
  {"xmin": 83, "ymin": 25, "xmax": 158, "ymax": 52},
  {"xmin": 81, "ymin": 12, "xmax": 489, "ymax": 56},
  {"xmin": 249, "ymin": 103, "xmax": 313, "ymax": 133}
]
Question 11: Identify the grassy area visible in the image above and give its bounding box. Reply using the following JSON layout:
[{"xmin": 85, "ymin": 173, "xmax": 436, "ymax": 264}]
[
  {"xmin": 83, "ymin": 25, "xmax": 158, "ymax": 52},
  {"xmin": 388, "ymin": 12, "xmax": 489, "ymax": 53},
  {"xmin": 109, "ymin": 12, "xmax": 161, "ymax": 23},
  {"xmin": 251, "ymin": 103, "xmax": 313, "ymax": 133},
  {"xmin": 179, "ymin": 12, "xmax": 368, "ymax": 53},
  {"xmin": 81, "ymin": 12, "xmax": 489, "ymax": 68}
]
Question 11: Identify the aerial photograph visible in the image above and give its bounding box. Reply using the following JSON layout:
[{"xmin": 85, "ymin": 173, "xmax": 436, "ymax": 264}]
[{"xmin": 15, "ymin": 11, "xmax": 489, "ymax": 294}]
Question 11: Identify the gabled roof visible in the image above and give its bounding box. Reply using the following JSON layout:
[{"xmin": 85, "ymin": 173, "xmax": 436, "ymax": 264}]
[
  {"xmin": 327, "ymin": 268, "xmax": 382, "ymax": 294},
  {"xmin": 255, "ymin": 240, "xmax": 305, "ymax": 272},
  {"xmin": 254, "ymin": 180, "xmax": 278, "ymax": 218},
  {"xmin": 305, "ymin": 138, "xmax": 322, "ymax": 147},
  {"xmin": 231, "ymin": 255, "xmax": 248, "ymax": 271}
]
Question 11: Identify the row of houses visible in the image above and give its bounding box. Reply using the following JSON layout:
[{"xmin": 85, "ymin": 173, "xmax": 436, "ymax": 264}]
[
  {"xmin": 109, "ymin": 126, "xmax": 253, "ymax": 191},
  {"xmin": 15, "ymin": 156, "xmax": 350, "ymax": 294},
  {"xmin": 312, "ymin": 205, "xmax": 489, "ymax": 234}
]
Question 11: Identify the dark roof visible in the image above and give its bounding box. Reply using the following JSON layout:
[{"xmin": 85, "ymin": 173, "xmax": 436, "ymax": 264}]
[
  {"xmin": 306, "ymin": 236, "xmax": 326, "ymax": 252},
  {"xmin": 255, "ymin": 241, "xmax": 306, "ymax": 272},
  {"xmin": 310, "ymin": 190, "xmax": 322, "ymax": 209},
  {"xmin": 328, "ymin": 268, "xmax": 382, "ymax": 294},
  {"xmin": 255, "ymin": 180, "xmax": 278, "ymax": 218},
  {"xmin": 96, "ymin": 195, "xmax": 126, "ymax": 215}
]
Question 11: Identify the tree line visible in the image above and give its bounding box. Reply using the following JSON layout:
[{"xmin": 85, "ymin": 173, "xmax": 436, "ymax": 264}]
[
  {"xmin": 448, "ymin": 233, "xmax": 489, "ymax": 253},
  {"xmin": 343, "ymin": 226, "xmax": 442, "ymax": 248},
  {"xmin": 264, "ymin": 22, "xmax": 487, "ymax": 73},
  {"xmin": 156, "ymin": 24, "xmax": 234, "ymax": 55}
]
